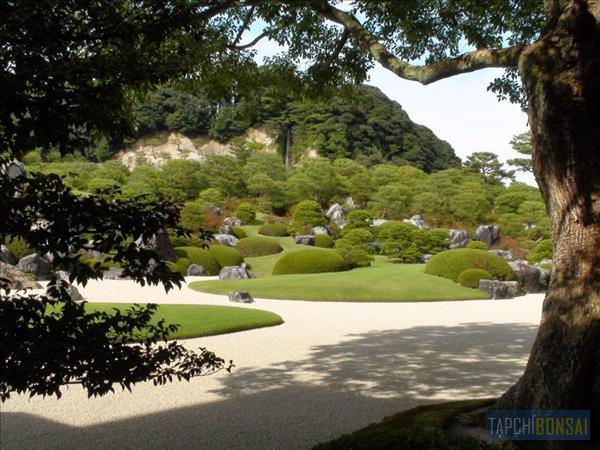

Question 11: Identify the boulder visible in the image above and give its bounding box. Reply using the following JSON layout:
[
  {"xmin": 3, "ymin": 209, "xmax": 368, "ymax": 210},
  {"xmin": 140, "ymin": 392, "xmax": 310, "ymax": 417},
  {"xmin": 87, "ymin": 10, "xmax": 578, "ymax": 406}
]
[
  {"xmin": 0, "ymin": 245, "xmax": 16, "ymax": 265},
  {"xmin": 219, "ymin": 265, "xmax": 255, "ymax": 280},
  {"xmin": 16, "ymin": 253, "xmax": 51, "ymax": 280},
  {"xmin": 344, "ymin": 197, "xmax": 356, "ymax": 209},
  {"xmin": 295, "ymin": 235, "xmax": 315, "ymax": 246},
  {"xmin": 135, "ymin": 229, "xmax": 177, "ymax": 262},
  {"xmin": 311, "ymin": 226, "xmax": 330, "ymax": 236},
  {"xmin": 475, "ymin": 225, "xmax": 501, "ymax": 247},
  {"xmin": 102, "ymin": 267, "xmax": 130, "ymax": 280},
  {"xmin": 0, "ymin": 262, "xmax": 42, "ymax": 289},
  {"xmin": 228, "ymin": 291, "xmax": 254, "ymax": 303},
  {"xmin": 50, "ymin": 271, "xmax": 83, "ymax": 301},
  {"xmin": 212, "ymin": 233, "xmax": 238, "ymax": 247},
  {"xmin": 448, "ymin": 229, "xmax": 470, "ymax": 249},
  {"xmin": 479, "ymin": 280, "xmax": 524, "ymax": 299},
  {"xmin": 219, "ymin": 224, "xmax": 234, "ymax": 235},
  {"xmin": 403, "ymin": 214, "xmax": 430, "ymax": 230},
  {"xmin": 186, "ymin": 264, "xmax": 207, "ymax": 276},
  {"xmin": 535, "ymin": 258, "xmax": 553, "ymax": 268},
  {"xmin": 223, "ymin": 216, "xmax": 242, "ymax": 227},
  {"xmin": 422, "ymin": 253, "xmax": 433, "ymax": 263},
  {"xmin": 325, "ymin": 203, "xmax": 345, "ymax": 221},
  {"xmin": 509, "ymin": 259, "xmax": 546, "ymax": 292},
  {"xmin": 489, "ymin": 249, "xmax": 514, "ymax": 261},
  {"xmin": 372, "ymin": 219, "xmax": 389, "ymax": 227}
]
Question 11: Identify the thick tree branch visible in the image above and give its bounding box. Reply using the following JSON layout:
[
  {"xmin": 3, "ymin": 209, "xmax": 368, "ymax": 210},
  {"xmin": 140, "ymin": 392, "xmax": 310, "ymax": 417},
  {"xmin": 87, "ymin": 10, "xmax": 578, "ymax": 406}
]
[
  {"xmin": 232, "ymin": 6, "xmax": 256, "ymax": 46},
  {"xmin": 232, "ymin": 29, "xmax": 273, "ymax": 50},
  {"xmin": 310, "ymin": 1, "xmax": 525, "ymax": 85}
]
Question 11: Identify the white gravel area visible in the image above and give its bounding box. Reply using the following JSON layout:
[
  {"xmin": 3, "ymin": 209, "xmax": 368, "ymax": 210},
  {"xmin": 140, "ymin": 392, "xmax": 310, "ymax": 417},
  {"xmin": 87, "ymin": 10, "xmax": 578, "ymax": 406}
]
[{"xmin": 1, "ymin": 279, "xmax": 544, "ymax": 450}]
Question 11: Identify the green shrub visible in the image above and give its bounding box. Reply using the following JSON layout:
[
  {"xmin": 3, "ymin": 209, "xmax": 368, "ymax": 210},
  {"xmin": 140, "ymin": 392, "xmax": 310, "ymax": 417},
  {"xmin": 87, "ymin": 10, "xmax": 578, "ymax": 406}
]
[
  {"xmin": 259, "ymin": 223, "xmax": 289, "ymax": 237},
  {"xmin": 457, "ymin": 268, "xmax": 493, "ymax": 288},
  {"xmin": 378, "ymin": 222, "xmax": 427, "ymax": 261},
  {"xmin": 179, "ymin": 201, "xmax": 206, "ymax": 232},
  {"xmin": 235, "ymin": 237, "xmax": 283, "ymax": 257},
  {"xmin": 168, "ymin": 257, "xmax": 191, "ymax": 276},
  {"xmin": 174, "ymin": 247, "xmax": 220, "ymax": 275},
  {"xmin": 169, "ymin": 233, "xmax": 205, "ymax": 248},
  {"xmin": 527, "ymin": 239, "xmax": 553, "ymax": 264},
  {"xmin": 466, "ymin": 240, "xmax": 488, "ymax": 250},
  {"xmin": 208, "ymin": 245, "xmax": 244, "ymax": 267},
  {"xmin": 231, "ymin": 226, "xmax": 247, "ymax": 239},
  {"xmin": 272, "ymin": 249, "xmax": 349, "ymax": 275},
  {"xmin": 5, "ymin": 236, "xmax": 34, "ymax": 260},
  {"xmin": 425, "ymin": 249, "xmax": 515, "ymax": 282},
  {"xmin": 314, "ymin": 234, "xmax": 334, "ymax": 248},
  {"xmin": 22, "ymin": 149, "xmax": 42, "ymax": 165},
  {"xmin": 234, "ymin": 202, "xmax": 256, "ymax": 224},
  {"xmin": 344, "ymin": 210, "xmax": 373, "ymax": 230},
  {"xmin": 427, "ymin": 228, "xmax": 450, "ymax": 254},
  {"xmin": 289, "ymin": 200, "xmax": 325, "ymax": 234},
  {"xmin": 334, "ymin": 228, "xmax": 374, "ymax": 267}
]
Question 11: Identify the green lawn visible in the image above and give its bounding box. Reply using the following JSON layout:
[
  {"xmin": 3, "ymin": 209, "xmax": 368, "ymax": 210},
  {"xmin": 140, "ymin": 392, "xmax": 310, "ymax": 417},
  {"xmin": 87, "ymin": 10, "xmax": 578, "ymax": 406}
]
[
  {"xmin": 85, "ymin": 303, "xmax": 283, "ymax": 339},
  {"xmin": 190, "ymin": 263, "xmax": 489, "ymax": 302}
]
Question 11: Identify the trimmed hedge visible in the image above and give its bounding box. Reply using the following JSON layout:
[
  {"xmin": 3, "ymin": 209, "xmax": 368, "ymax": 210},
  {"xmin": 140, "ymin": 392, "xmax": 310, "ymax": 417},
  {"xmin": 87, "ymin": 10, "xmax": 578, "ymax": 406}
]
[
  {"xmin": 174, "ymin": 247, "xmax": 221, "ymax": 275},
  {"xmin": 168, "ymin": 257, "xmax": 191, "ymax": 276},
  {"xmin": 258, "ymin": 223, "xmax": 289, "ymax": 237},
  {"xmin": 272, "ymin": 248, "xmax": 349, "ymax": 275},
  {"xmin": 231, "ymin": 226, "xmax": 247, "ymax": 239},
  {"xmin": 314, "ymin": 234, "xmax": 334, "ymax": 248},
  {"xmin": 457, "ymin": 268, "xmax": 492, "ymax": 288},
  {"xmin": 466, "ymin": 241, "xmax": 488, "ymax": 250},
  {"xmin": 424, "ymin": 249, "xmax": 515, "ymax": 282},
  {"xmin": 208, "ymin": 245, "xmax": 244, "ymax": 267},
  {"xmin": 236, "ymin": 237, "xmax": 283, "ymax": 257}
]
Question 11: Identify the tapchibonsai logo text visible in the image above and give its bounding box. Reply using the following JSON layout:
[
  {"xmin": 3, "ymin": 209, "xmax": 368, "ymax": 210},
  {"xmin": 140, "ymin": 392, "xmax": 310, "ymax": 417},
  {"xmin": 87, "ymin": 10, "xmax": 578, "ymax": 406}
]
[{"xmin": 486, "ymin": 410, "xmax": 590, "ymax": 441}]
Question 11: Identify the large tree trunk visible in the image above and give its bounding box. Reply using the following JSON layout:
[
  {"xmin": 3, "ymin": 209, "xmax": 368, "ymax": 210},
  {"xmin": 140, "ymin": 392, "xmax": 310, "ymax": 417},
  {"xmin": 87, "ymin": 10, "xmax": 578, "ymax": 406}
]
[{"xmin": 496, "ymin": 2, "xmax": 600, "ymax": 447}]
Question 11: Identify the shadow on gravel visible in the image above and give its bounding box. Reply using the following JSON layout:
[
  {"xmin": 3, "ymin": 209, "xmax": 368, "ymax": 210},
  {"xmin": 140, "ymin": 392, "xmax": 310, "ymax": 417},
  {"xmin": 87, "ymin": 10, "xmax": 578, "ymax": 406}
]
[{"xmin": 1, "ymin": 322, "xmax": 538, "ymax": 450}]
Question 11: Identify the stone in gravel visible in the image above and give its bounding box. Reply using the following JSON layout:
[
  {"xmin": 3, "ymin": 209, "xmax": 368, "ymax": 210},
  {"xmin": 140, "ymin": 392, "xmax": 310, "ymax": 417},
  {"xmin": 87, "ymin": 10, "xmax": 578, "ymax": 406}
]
[
  {"xmin": 219, "ymin": 265, "xmax": 255, "ymax": 280},
  {"xmin": 0, "ymin": 262, "xmax": 42, "ymax": 289},
  {"xmin": 187, "ymin": 264, "xmax": 207, "ymax": 276},
  {"xmin": 50, "ymin": 271, "xmax": 83, "ymax": 300},
  {"xmin": 16, "ymin": 253, "xmax": 51, "ymax": 280},
  {"xmin": 479, "ymin": 280, "xmax": 524, "ymax": 299},
  {"xmin": 228, "ymin": 291, "xmax": 254, "ymax": 303},
  {"xmin": 509, "ymin": 260, "xmax": 546, "ymax": 292},
  {"xmin": 449, "ymin": 229, "xmax": 470, "ymax": 249},
  {"xmin": 212, "ymin": 234, "xmax": 238, "ymax": 247},
  {"xmin": 475, "ymin": 225, "xmax": 501, "ymax": 247},
  {"xmin": 295, "ymin": 235, "xmax": 315, "ymax": 246},
  {"xmin": 311, "ymin": 226, "xmax": 330, "ymax": 236}
]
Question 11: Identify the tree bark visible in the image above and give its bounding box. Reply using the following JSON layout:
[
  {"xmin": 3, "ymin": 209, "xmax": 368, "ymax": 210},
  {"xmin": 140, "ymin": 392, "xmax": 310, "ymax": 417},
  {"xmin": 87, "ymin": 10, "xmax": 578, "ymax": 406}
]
[{"xmin": 496, "ymin": 2, "xmax": 600, "ymax": 447}]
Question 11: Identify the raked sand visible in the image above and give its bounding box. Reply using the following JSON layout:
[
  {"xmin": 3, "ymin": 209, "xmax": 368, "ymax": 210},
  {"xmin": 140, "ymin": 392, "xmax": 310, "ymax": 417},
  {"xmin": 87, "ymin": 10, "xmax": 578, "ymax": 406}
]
[{"xmin": 1, "ymin": 279, "xmax": 544, "ymax": 450}]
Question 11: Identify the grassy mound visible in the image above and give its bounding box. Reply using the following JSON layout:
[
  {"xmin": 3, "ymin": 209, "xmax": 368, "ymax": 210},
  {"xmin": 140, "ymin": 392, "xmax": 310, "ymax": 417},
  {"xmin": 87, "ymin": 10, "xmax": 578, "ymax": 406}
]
[
  {"xmin": 314, "ymin": 234, "xmax": 334, "ymax": 248},
  {"xmin": 174, "ymin": 246, "xmax": 221, "ymax": 275},
  {"xmin": 273, "ymin": 248, "xmax": 349, "ymax": 275},
  {"xmin": 208, "ymin": 245, "xmax": 244, "ymax": 267},
  {"xmin": 457, "ymin": 268, "xmax": 492, "ymax": 288},
  {"xmin": 236, "ymin": 236, "xmax": 284, "ymax": 257},
  {"xmin": 258, "ymin": 223, "xmax": 289, "ymax": 236},
  {"xmin": 424, "ymin": 249, "xmax": 514, "ymax": 282},
  {"xmin": 231, "ymin": 226, "xmax": 247, "ymax": 239}
]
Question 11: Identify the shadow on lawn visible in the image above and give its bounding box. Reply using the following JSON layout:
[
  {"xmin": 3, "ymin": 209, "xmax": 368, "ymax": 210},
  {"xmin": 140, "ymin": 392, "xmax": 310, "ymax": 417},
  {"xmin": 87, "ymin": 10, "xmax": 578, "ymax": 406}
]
[{"xmin": 1, "ymin": 322, "xmax": 537, "ymax": 450}]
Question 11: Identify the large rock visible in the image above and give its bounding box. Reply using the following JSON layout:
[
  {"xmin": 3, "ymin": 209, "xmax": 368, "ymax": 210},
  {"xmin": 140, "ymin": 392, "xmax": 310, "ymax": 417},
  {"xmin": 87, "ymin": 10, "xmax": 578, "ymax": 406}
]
[
  {"xmin": 135, "ymin": 229, "xmax": 177, "ymax": 262},
  {"xmin": 228, "ymin": 291, "xmax": 254, "ymax": 303},
  {"xmin": 0, "ymin": 262, "xmax": 42, "ymax": 289},
  {"xmin": 50, "ymin": 271, "xmax": 84, "ymax": 301},
  {"xmin": 223, "ymin": 216, "xmax": 242, "ymax": 227},
  {"xmin": 311, "ymin": 226, "xmax": 330, "ymax": 236},
  {"xmin": 102, "ymin": 267, "xmax": 130, "ymax": 280},
  {"xmin": 187, "ymin": 264, "xmax": 207, "ymax": 276},
  {"xmin": 344, "ymin": 197, "xmax": 356, "ymax": 209},
  {"xmin": 403, "ymin": 214, "xmax": 430, "ymax": 230},
  {"xmin": 325, "ymin": 203, "xmax": 345, "ymax": 221},
  {"xmin": 489, "ymin": 249, "xmax": 514, "ymax": 261},
  {"xmin": 479, "ymin": 280, "xmax": 524, "ymax": 299},
  {"xmin": 295, "ymin": 235, "xmax": 315, "ymax": 246},
  {"xmin": 422, "ymin": 254, "xmax": 433, "ymax": 263},
  {"xmin": 448, "ymin": 229, "xmax": 470, "ymax": 249},
  {"xmin": 212, "ymin": 233, "xmax": 238, "ymax": 247},
  {"xmin": 372, "ymin": 219, "xmax": 389, "ymax": 227},
  {"xmin": 0, "ymin": 245, "xmax": 16, "ymax": 265},
  {"xmin": 509, "ymin": 260, "xmax": 546, "ymax": 292},
  {"xmin": 16, "ymin": 253, "xmax": 51, "ymax": 280},
  {"xmin": 219, "ymin": 265, "xmax": 255, "ymax": 280},
  {"xmin": 219, "ymin": 224, "xmax": 234, "ymax": 235},
  {"xmin": 475, "ymin": 225, "xmax": 501, "ymax": 247}
]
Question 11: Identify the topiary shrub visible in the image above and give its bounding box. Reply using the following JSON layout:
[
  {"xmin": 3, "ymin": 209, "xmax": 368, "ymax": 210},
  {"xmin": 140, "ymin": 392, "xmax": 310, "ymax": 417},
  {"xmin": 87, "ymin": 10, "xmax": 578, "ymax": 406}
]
[
  {"xmin": 457, "ymin": 268, "xmax": 493, "ymax": 288},
  {"xmin": 259, "ymin": 223, "xmax": 289, "ymax": 237},
  {"xmin": 208, "ymin": 245, "xmax": 244, "ymax": 267},
  {"xmin": 235, "ymin": 237, "xmax": 283, "ymax": 257},
  {"xmin": 314, "ymin": 234, "xmax": 334, "ymax": 248},
  {"xmin": 168, "ymin": 257, "xmax": 191, "ymax": 276},
  {"xmin": 527, "ymin": 239, "xmax": 553, "ymax": 264},
  {"xmin": 174, "ymin": 247, "xmax": 220, "ymax": 275},
  {"xmin": 344, "ymin": 210, "xmax": 373, "ymax": 230},
  {"xmin": 424, "ymin": 249, "xmax": 515, "ymax": 282},
  {"xmin": 231, "ymin": 226, "xmax": 247, "ymax": 239},
  {"xmin": 288, "ymin": 200, "xmax": 325, "ymax": 234},
  {"xmin": 466, "ymin": 240, "xmax": 488, "ymax": 250},
  {"xmin": 234, "ymin": 202, "xmax": 256, "ymax": 224},
  {"xmin": 272, "ymin": 248, "xmax": 349, "ymax": 275}
]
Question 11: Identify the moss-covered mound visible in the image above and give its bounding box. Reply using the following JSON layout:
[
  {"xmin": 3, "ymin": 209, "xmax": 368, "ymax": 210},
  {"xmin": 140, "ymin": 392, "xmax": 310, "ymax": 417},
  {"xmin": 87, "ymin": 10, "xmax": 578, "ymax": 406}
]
[
  {"xmin": 258, "ymin": 223, "xmax": 289, "ymax": 237},
  {"xmin": 457, "ymin": 268, "xmax": 492, "ymax": 288},
  {"xmin": 174, "ymin": 247, "xmax": 221, "ymax": 275},
  {"xmin": 168, "ymin": 257, "xmax": 192, "ymax": 276},
  {"xmin": 465, "ymin": 240, "xmax": 488, "ymax": 250},
  {"xmin": 272, "ymin": 248, "xmax": 348, "ymax": 275},
  {"xmin": 424, "ymin": 249, "xmax": 514, "ymax": 282},
  {"xmin": 236, "ymin": 237, "xmax": 283, "ymax": 257},
  {"xmin": 231, "ymin": 226, "xmax": 247, "ymax": 239},
  {"xmin": 208, "ymin": 245, "xmax": 244, "ymax": 267},
  {"xmin": 314, "ymin": 234, "xmax": 334, "ymax": 248}
]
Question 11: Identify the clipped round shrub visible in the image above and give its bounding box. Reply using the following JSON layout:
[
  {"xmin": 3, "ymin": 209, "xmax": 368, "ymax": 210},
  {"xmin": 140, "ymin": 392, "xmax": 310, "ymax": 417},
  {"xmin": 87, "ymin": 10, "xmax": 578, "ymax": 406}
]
[
  {"xmin": 236, "ymin": 237, "xmax": 283, "ymax": 257},
  {"xmin": 457, "ymin": 268, "xmax": 493, "ymax": 288},
  {"xmin": 289, "ymin": 200, "xmax": 325, "ymax": 233},
  {"xmin": 314, "ymin": 234, "xmax": 334, "ymax": 248},
  {"xmin": 231, "ymin": 226, "xmax": 247, "ymax": 239},
  {"xmin": 466, "ymin": 240, "xmax": 488, "ymax": 250},
  {"xmin": 234, "ymin": 202, "xmax": 256, "ymax": 224},
  {"xmin": 424, "ymin": 249, "xmax": 515, "ymax": 282},
  {"xmin": 169, "ymin": 233, "xmax": 205, "ymax": 248},
  {"xmin": 208, "ymin": 245, "xmax": 244, "ymax": 267},
  {"xmin": 259, "ymin": 223, "xmax": 289, "ymax": 237},
  {"xmin": 272, "ymin": 249, "xmax": 348, "ymax": 275},
  {"xmin": 168, "ymin": 257, "xmax": 191, "ymax": 276},
  {"xmin": 174, "ymin": 246, "xmax": 220, "ymax": 275}
]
